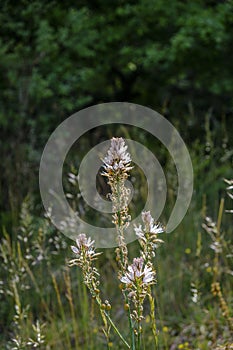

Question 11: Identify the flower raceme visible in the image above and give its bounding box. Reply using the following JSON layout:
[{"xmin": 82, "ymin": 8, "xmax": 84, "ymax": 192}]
[
  {"xmin": 102, "ymin": 137, "xmax": 132, "ymax": 230},
  {"xmin": 120, "ymin": 257, "xmax": 155, "ymax": 286},
  {"xmin": 120, "ymin": 257, "xmax": 156, "ymax": 326},
  {"xmin": 70, "ymin": 233, "xmax": 101, "ymax": 263},
  {"xmin": 134, "ymin": 211, "xmax": 164, "ymax": 261},
  {"xmin": 71, "ymin": 233, "xmax": 95, "ymax": 254},
  {"xmin": 69, "ymin": 234, "xmax": 102, "ymax": 301},
  {"xmin": 134, "ymin": 211, "xmax": 164, "ymax": 240},
  {"xmin": 142, "ymin": 211, "xmax": 164, "ymax": 234},
  {"xmin": 102, "ymin": 137, "xmax": 133, "ymax": 178},
  {"xmin": 69, "ymin": 138, "xmax": 165, "ymax": 349}
]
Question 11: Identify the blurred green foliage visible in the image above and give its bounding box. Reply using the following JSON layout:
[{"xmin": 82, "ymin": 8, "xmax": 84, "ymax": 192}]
[{"xmin": 0, "ymin": 0, "xmax": 232, "ymax": 226}]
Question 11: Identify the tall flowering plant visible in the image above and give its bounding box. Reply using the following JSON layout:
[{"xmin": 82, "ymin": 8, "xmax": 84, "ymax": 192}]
[{"xmin": 68, "ymin": 138, "xmax": 164, "ymax": 350}]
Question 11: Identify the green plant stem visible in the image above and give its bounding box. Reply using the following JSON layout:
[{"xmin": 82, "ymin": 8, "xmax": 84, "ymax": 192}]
[
  {"xmin": 216, "ymin": 198, "xmax": 224, "ymax": 233},
  {"xmin": 136, "ymin": 288, "xmax": 142, "ymax": 350},
  {"xmin": 137, "ymin": 318, "xmax": 141, "ymax": 350},
  {"xmin": 115, "ymin": 180, "xmax": 135, "ymax": 349},
  {"xmin": 104, "ymin": 311, "xmax": 130, "ymax": 349},
  {"xmin": 138, "ymin": 237, "xmax": 158, "ymax": 349},
  {"xmin": 148, "ymin": 286, "xmax": 158, "ymax": 350},
  {"xmin": 124, "ymin": 292, "xmax": 136, "ymax": 350},
  {"xmin": 110, "ymin": 177, "xmax": 136, "ymax": 349},
  {"xmin": 95, "ymin": 297, "xmax": 130, "ymax": 349}
]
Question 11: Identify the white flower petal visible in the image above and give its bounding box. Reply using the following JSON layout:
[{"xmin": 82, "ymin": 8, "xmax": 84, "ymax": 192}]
[
  {"xmin": 121, "ymin": 276, "xmax": 131, "ymax": 284},
  {"xmin": 71, "ymin": 246, "xmax": 79, "ymax": 254}
]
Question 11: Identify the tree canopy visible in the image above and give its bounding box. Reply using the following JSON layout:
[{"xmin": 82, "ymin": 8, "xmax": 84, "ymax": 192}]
[{"xmin": 0, "ymin": 0, "xmax": 232, "ymax": 222}]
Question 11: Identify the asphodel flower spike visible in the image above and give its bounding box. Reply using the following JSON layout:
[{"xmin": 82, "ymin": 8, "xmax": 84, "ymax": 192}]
[
  {"xmin": 134, "ymin": 211, "xmax": 164, "ymax": 261},
  {"xmin": 69, "ymin": 234, "xmax": 102, "ymax": 296},
  {"xmin": 70, "ymin": 233, "xmax": 102, "ymax": 264},
  {"xmin": 69, "ymin": 233, "xmax": 130, "ymax": 349},
  {"xmin": 102, "ymin": 137, "xmax": 133, "ymax": 179},
  {"xmin": 102, "ymin": 137, "xmax": 133, "ymax": 272},
  {"xmin": 69, "ymin": 137, "xmax": 166, "ymax": 350},
  {"xmin": 120, "ymin": 257, "xmax": 156, "ymax": 286}
]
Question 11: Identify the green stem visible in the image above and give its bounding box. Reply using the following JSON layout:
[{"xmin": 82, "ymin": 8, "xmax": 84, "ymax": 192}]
[
  {"xmin": 124, "ymin": 292, "xmax": 136, "ymax": 350},
  {"xmin": 148, "ymin": 286, "xmax": 158, "ymax": 350},
  {"xmin": 95, "ymin": 297, "xmax": 130, "ymax": 349},
  {"xmin": 137, "ymin": 320, "xmax": 141, "ymax": 350},
  {"xmin": 103, "ymin": 310, "xmax": 130, "ymax": 349},
  {"xmin": 112, "ymin": 177, "xmax": 133, "ymax": 348},
  {"xmin": 136, "ymin": 291, "xmax": 142, "ymax": 350}
]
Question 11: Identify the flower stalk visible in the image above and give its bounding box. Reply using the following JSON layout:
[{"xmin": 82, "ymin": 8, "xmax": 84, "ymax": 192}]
[
  {"xmin": 102, "ymin": 138, "xmax": 137, "ymax": 348},
  {"xmin": 69, "ymin": 137, "xmax": 165, "ymax": 349},
  {"xmin": 134, "ymin": 211, "xmax": 164, "ymax": 348},
  {"xmin": 69, "ymin": 233, "xmax": 130, "ymax": 349}
]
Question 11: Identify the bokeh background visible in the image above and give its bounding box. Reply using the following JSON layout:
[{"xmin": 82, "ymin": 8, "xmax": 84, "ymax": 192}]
[{"xmin": 0, "ymin": 1, "xmax": 232, "ymax": 349}]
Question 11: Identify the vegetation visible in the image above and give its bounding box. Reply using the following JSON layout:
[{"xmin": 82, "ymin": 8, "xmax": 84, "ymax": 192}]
[{"xmin": 0, "ymin": 1, "xmax": 232, "ymax": 349}]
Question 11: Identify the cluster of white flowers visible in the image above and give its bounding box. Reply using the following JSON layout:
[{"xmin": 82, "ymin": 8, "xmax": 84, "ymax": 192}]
[
  {"xmin": 102, "ymin": 137, "xmax": 132, "ymax": 241},
  {"xmin": 71, "ymin": 233, "xmax": 95, "ymax": 256},
  {"xmin": 134, "ymin": 211, "xmax": 164, "ymax": 263},
  {"xmin": 102, "ymin": 137, "xmax": 132, "ymax": 176},
  {"xmin": 120, "ymin": 257, "xmax": 155, "ymax": 285},
  {"xmin": 70, "ymin": 233, "xmax": 101, "ymax": 265},
  {"xmin": 120, "ymin": 256, "xmax": 156, "ymax": 324},
  {"xmin": 134, "ymin": 211, "xmax": 164, "ymax": 241},
  {"xmin": 69, "ymin": 233, "xmax": 102, "ymax": 301},
  {"xmin": 69, "ymin": 137, "xmax": 165, "ymax": 348}
]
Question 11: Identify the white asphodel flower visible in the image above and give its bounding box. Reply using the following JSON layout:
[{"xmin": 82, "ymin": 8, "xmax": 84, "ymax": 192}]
[
  {"xmin": 141, "ymin": 211, "xmax": 164, "ymax": 235},
  {"xmin": 134, "ymin": 211, "xmax": 164, "ymax": 242},
  {"xmin": 71, "ymin": 233, "xmax": 96, "ymax": 257},
  {"xmin": 102, "ymin": 137, "xmax": 132, "ymax": 175},
  {"xmin": 120, "ymin": 257, "xmax": 155, "ymax": 285},
  {"xmin": 134, "ymin": 224, "xmax": 144, "ymax": 239},
  {"xmin": 134, "ymin": 211, "xmax": 164, "ymax": 260}
]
